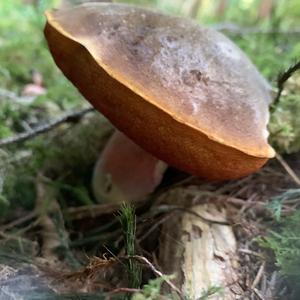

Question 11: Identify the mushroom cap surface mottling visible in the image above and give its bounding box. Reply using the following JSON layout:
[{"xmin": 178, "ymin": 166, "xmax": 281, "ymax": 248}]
[{"xmin": 44, "ymin": 3, "xmax": 275, "ymax": 180}]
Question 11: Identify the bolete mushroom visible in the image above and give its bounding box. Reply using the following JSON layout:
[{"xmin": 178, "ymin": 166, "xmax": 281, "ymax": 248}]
[{"xmin": 44, "ymin": 3, "xmax": 275, "ymax": 202}]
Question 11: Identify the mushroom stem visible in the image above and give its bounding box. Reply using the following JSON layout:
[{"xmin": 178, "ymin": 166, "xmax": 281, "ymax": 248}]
[{"xmin": 92, "ymin": 131, "xmax": 168, "ymax": 202}]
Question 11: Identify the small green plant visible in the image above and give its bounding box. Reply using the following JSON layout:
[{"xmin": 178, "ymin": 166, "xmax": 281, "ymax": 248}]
[
  {"xmin": 132, "ymin": 275, "xmax": 177, "ymax": 300},
  {"xmin": 198, "ymin": 286, "xmax": 224, "ymax": 300},
  {"xmin": 132, "ymin": 276, "xmax": 222, "ymax": 300},
  {"xmin": 119, "ymin": 203, "xmax": 142, "ymax": 290}
]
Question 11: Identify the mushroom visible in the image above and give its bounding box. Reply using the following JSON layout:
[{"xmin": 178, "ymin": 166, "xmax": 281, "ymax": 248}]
[
  {"xmin": 92, "ymin": 130, "xmax": 167, "ymax": 203},
  {"xmin": 44, "ymin": 3, "xmax": 275, "ymax": 202}
]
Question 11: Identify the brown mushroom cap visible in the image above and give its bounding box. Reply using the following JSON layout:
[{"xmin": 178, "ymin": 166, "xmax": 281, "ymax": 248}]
[{"xmin": 44, "ymin": 3, "xmax": 275, "ymax": 180}]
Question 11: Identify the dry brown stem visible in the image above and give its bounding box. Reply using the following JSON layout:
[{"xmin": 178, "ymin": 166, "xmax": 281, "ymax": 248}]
[
  {"xmin": 276, "ymin": 153, "xmax": 300, "ymax": 186},
  {"xmin": 128, "ymin": 255, "xmax": 183, "ymax": 297},
  {"xmin": 0, "ymin": 107, "xmax": 94, "ymax": 147},
  {"xmin": 36, "ymin": 173, "xmax": 62, "ymax": 262}
]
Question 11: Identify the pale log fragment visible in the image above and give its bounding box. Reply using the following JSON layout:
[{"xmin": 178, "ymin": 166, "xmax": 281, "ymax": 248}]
[{"xmin": 159, "ymin": 203, "xmax": 242, "ymax": 299}]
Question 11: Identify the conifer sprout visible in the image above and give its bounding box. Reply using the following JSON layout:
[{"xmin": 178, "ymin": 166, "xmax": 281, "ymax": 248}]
[{"xmin": 44, "ymin": 3, "xmax": 274, "ymax": 201}]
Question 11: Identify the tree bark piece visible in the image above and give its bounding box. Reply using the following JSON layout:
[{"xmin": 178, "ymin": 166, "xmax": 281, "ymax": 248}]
[{"xmin": 159, "ymin": 203, "xmax": 242, "ymax": 299}]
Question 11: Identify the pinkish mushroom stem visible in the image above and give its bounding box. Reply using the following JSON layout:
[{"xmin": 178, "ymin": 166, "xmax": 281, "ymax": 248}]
[{"xmin": 92, "ymin": 131, "xmax": 168, "ymax": 202}]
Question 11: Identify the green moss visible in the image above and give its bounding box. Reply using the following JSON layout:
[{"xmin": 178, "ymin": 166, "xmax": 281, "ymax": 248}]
[
  {"xmin": 269, "ymin": 73, "xmax": 300, "ymax": 153},
  {"xmin": 260, "ymin": 209, "xmax": 300, "ymax": 296},
  {"xmin": 0, "ymin": 0, "xmax": 84, "ymax": 139},
  {"xmin": 0, "ymin": 0, "xmax": 58, "ymax": 89},
  {"xmin": 269, "ymin": 95, "xmax": 300, "ymax": 153}
]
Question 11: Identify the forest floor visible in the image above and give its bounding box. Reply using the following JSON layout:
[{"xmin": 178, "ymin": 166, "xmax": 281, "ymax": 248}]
[{"xmin": 0, "ymin": 1, "xmax": 300, "ymax": 299}]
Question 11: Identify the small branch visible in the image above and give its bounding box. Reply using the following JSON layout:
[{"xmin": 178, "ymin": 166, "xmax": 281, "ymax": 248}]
[
  {"xmin": 0, "ymin": 107, "xmax": 95, "ymax": 147},
  {"xmin": 36, "ymin": 173, "xmax": 61, "ymax": 261},
  {"xmin": 65, "ymin": 199, "xmax": 146, "ymax": 220},
  {"xmin": 238, "ymin": 248, "xmax": 264, "ymax": 258},
  {"xmin": 36, "ymin": 173, "xmax": 79, "ymax": 267},
  {"xmin": 272, "ymin": 60, "xmax": 300, "ymax": 112},
  {"xmin": 251, "ymin": 262, "xmax": 265, "ymax": 290},
  {"xmin": 107, "ymin": 287, "xmax": 141, "ymax": 294},
  {"xmin": 127, "ymin": 255, "xmax": 183, "ymax": 298},
  {"xmin": 253, "ymin": 288, "xmax": 266, "ymax": 300},
  {"xmin": 173, "ymin": 206, "xmax": 231, "ymax": 225},
  {"xmin": 276, "ymin": 153, "xmax": 300, "ymax": 186},
  {"xmin": 137, "ymin": 212, "xmax": 174, "ymax": 243},
  {"xmin": 0, "ymin": 210, "xmax": 37, "ymax": 232}
]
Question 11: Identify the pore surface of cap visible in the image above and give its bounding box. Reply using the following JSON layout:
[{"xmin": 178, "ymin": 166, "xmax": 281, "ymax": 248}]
[{"xmin": 44, "ymin": 3, "xmax": 275, "ymax": 180}]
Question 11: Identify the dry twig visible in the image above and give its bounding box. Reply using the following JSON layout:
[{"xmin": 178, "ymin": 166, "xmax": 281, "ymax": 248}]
[
  {"xmin": 273, "ymin": 60, "xmax": 300, "ymax": 110},
  {"xmin": 0, "ymin": 107, "xmax": 94, "ymax": 147},
  {"xmin": 36, "ymin": 173, "xmax": 61, "ymax": 261},
  {"xmin": 253, "ymin": 287, "xmax": 266, "ymax": 300},
  {"xmin": 238, "ymin": 248, "xmax": 264, "ymax": 258},
  {"xmin": 127, "ymin": 255, "xmax": 183, "ymax": 298},
  {"xmin": 251, "ymin": 262, "xmax": 266, "ymax": 290},
  {"xmin": 276, "ymin": 153, "xmax": 300, "ymax": 186},
  {"xmin": 106, "ymin": 287, "xmax": 141, "ymax": 295},
  {"xmin": 137, "ymin": 212, "xmax": 175, "ymax": 243},
  {"xmin": 65, "ymin": 198, "xmax": 145, "ymax": 220},
  {"xmin": 0, "ymin": 210, "xmax": 38, "ymax": 232}
]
